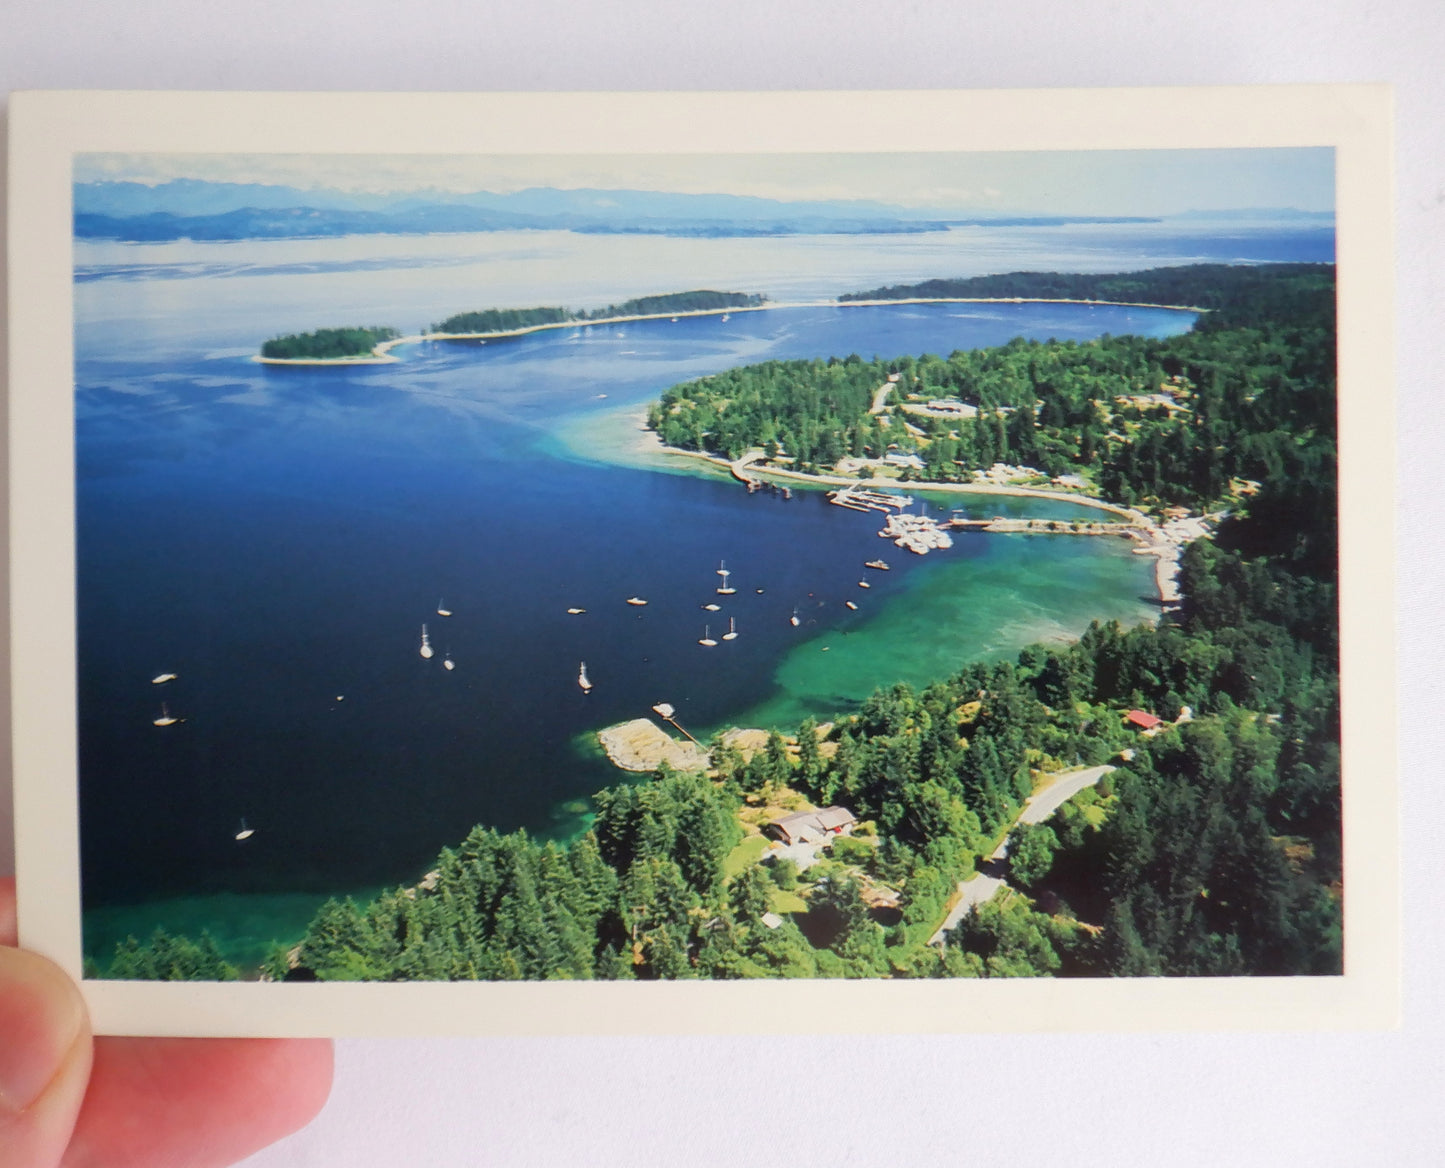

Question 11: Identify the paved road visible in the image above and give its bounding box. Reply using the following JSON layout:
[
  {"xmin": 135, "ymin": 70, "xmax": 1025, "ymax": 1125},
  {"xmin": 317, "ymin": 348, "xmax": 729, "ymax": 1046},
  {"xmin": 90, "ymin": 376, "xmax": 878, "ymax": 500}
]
[
  {"xmin": 928, "ymin": 764, "xmax": 1115, "ymax": 945},
  {"xmin": 1018, "ymin": 764, "xmax": 1115, "ymax": 825}
]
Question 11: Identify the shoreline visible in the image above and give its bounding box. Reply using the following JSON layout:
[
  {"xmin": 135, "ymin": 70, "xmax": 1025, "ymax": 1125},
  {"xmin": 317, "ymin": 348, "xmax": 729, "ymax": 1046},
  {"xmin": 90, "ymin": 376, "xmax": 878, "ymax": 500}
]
[
  {"xmin": 252, "ymin": 296, "xmax": 1205, "ymax": 366},
  {"xmin": 612, "ymin": 408, "xmax": 1195, "ymax": 605}
]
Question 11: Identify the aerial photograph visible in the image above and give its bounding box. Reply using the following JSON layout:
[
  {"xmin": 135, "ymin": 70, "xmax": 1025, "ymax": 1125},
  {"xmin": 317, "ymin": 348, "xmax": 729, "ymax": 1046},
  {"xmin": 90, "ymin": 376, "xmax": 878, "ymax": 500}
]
[{"xmin": 72, "ymin": 147, "xmax": 1341, "ymax": 981}]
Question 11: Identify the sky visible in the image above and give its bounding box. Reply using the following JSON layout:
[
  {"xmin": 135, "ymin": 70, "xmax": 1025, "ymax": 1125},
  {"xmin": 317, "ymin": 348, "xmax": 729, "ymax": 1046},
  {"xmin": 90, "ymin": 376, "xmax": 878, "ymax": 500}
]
[{"xmin": 74, "ymin": 149, "xmax": 1334, "ymax": 218}]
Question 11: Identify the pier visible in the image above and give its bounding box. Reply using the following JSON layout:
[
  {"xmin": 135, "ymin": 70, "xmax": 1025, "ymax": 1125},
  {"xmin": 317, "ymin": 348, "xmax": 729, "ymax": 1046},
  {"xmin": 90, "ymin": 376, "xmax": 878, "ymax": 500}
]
[
  {"xmin": 827, "ymin": 484, "xmax": 914, "ymax": 513},
  {"xmin": 730, "ymin": 451, "xmax": 793, "ymax": 498}
]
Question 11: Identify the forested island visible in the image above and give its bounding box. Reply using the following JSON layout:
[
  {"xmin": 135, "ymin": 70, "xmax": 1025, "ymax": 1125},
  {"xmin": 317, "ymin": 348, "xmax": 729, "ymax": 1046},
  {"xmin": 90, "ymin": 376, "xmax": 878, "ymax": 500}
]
[
  {"xmin": 124, "ymin": 262, "xmax": 1340, "ymax": 983},
  {"xmin": 259, "ymin": 326, "xmax": 400, "ymax": 361},
  {"xmin": 432, "ymin": 290, "xmax": 765, "ymax": 335}
]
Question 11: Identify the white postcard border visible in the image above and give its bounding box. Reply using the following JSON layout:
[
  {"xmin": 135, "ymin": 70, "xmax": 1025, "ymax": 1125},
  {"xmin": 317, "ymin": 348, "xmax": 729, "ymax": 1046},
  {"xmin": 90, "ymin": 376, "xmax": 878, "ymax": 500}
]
[{"xmin": 8, "ymin": 87, "xmax": 1397, "ymax": 1036}]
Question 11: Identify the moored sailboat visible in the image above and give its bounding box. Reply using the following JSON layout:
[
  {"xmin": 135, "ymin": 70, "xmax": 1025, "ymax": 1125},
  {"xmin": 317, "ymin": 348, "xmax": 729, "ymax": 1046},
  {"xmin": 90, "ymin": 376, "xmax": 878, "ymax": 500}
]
[
  {"xmin": 419, "ymin": 624, "xmax": 434, "ymax": 659},
  {"xmin": 723, "ymin": 617, "xmax": 738, "ymax": 641},
  {"xmin": 578, "ymin": 661, "xmax": 593, "ymax": 691},
  {"xmin": 699, "ymin": 625, "xmax": 718, "ymax": 647}
]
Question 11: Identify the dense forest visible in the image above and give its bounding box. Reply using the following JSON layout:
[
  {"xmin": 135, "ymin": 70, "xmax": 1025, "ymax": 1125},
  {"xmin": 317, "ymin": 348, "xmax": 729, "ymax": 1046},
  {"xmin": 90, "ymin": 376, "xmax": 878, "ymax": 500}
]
[
  {"xmin": 433, "ymin": 290, "xmax": 764, "ymax": 335},
  {"xmin": 112, "ymin": 262, "xmax": 1340, "ymax": 982},
  {"xmin": 649, "ymin": 264, "xmax": 1335, "ymax": 515},
  {"xmin": 259, "ymin": 326, "xmax": 400, "ymax": 360}
]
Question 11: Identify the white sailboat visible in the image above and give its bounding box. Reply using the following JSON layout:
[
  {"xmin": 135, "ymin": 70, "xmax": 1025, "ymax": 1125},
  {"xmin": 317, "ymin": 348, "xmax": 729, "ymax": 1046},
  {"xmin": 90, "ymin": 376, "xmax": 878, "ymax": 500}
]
[
  {"xmin": 234, "ymin": 819, "xmax": 254, "ymax": 842},
  {"xmin": 153, "ymin": 703, "xmax": 179, "ymax": 727},
  {"xmin": 716, "ymin": 561, "xmax": 736, "ymax": 595},
  {"xmin": 790, "ymin": 608, "xmax": 801, "ymax": 627},
  {"xmin": 419, "ymin": 624, "xmax": 434, "ymax": 659},
  {"xmin": 699, "ymin": 625, "xmax": 718, "ymax": 647},
  {"xmin": 578, "ymin": 661, "xmax": 593, "ymax": 691},
  {"xmin": 443, "ymin": 652, "xmax": 455, "ymax": 671},
  {"xmin": 722, "ymin": 617, "xmax": 738, "ymax": 641},
  {"xmin": 437, "ymin": 599, "xmax": 452, "ymax": 617}
]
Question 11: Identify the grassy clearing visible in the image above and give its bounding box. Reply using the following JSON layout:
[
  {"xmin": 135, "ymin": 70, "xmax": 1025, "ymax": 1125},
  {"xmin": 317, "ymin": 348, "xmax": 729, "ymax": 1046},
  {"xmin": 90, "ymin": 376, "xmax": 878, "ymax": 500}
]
[
  {"xmin": 723, "ymin": 835, "xmax": 770, "ymax": 880},
  {"xmin": 769, "ymin": 889, "xmax": 809, "ymax": 915}
]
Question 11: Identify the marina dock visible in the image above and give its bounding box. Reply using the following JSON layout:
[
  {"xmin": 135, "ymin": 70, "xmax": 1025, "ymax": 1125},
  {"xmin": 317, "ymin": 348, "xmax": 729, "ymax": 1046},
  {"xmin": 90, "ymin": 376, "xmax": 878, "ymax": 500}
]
[{"xmin": 827, "ymin": 484, "xmax": 913, "ymax": 512}]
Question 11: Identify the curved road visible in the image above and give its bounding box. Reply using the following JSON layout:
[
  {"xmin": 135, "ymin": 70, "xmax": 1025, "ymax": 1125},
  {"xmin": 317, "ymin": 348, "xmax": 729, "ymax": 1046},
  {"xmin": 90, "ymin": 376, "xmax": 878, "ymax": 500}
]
[{"xmin": 928, "ymin": 764, "xmax": 1115, "ymax": 945}]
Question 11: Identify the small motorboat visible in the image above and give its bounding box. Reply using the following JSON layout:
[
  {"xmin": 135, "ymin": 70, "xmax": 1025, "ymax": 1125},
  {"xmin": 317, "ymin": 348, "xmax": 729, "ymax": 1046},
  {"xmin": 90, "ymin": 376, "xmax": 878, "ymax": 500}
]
[
  {"xmin": 703, "ymin": 603, "xmax": 721, "ymax": 612},
  {"xmin": 846, "ymin": 601, "xmax": 859, "ymax": 611},
  {"xmin": 567, "ymin": 607, "xmax": 586, "ymax": 614},
  {"xmin": 790, "ymin": 608, "xmax": 801, "ymax": 627},
  {"xmin": 626, "ymin": 597, "xmax": 648, "ymax": 606},
  {"xmin": 151, "ymin": 672, "xmax": 178, "ymax": 685}
]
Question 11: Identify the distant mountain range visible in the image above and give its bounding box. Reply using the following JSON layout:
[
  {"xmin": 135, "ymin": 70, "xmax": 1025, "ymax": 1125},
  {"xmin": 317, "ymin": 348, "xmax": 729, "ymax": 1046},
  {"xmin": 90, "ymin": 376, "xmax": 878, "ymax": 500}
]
[{"xmin": 71, "ymin": 179, "xmax": 1327, "ymax": 243}]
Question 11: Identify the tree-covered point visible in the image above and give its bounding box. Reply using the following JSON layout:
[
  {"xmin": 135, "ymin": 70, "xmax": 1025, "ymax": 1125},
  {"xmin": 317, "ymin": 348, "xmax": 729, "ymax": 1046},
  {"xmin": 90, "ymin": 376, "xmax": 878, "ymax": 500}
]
[
  {"xmin": 432, "ymin": 290, "xmax": 764, "ymax": 335},
  {"xmin": 841, "ymin": 262, "xmax": 1335, "ymax": 329},
  {"xmin": 260, "ymin": 326, "xmax": 400, "ymax": 360},
  {"xmin": 649, "ymin": 264, "xmax": 1335, "ymax": 515}
]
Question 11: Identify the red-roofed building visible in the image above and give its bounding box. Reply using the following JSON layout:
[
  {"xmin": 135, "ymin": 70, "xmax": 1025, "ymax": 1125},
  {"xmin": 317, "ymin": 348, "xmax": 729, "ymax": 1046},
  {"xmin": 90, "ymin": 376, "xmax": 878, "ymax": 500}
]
[{"xmin": 1124, "ymin": 709, "xmax": 1164, "ymax": 731}]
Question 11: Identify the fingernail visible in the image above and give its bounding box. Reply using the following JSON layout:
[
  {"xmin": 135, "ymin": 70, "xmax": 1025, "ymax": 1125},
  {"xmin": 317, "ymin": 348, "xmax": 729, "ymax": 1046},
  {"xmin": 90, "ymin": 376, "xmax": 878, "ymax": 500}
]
[{"xmin": 0, "ymin": 946, "xmax": 87, "ymax": 1115}]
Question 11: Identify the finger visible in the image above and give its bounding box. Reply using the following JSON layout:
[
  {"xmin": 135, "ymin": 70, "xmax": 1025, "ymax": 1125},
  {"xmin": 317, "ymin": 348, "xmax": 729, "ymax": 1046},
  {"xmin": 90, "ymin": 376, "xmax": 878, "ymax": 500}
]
[
  {"xmin": 0, "ymin": 945, "xmax": 93, "ymax": 1168},
  {"xmin": 64, "ymin": 1036, "xmax": 333, "ymax": 1168},
  {"xmin": 0, "ymin": 877, "xmax": 17, "ymax": 947}
]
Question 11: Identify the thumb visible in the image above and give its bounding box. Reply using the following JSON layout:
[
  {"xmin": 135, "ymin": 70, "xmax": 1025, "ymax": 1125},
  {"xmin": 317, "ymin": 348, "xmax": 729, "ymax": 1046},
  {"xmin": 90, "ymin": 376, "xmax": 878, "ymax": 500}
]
[{"xmin": 0, "ymin": 946, "xmax": 93, "ymax": 1168}]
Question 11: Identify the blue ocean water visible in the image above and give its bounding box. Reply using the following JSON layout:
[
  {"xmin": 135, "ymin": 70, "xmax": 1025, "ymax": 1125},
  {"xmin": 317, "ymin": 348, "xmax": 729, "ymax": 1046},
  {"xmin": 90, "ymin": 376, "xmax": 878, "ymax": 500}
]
[{"xmin": 72, "ymin": 221, "xmax": 1329, "ymax": 960}]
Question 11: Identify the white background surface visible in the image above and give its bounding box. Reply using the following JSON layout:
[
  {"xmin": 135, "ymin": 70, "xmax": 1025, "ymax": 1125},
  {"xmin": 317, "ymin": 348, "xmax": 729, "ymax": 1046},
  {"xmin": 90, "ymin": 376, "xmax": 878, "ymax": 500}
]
[{"xmin": 2, "ymin": 2, "xmax": 1441, "ymax": 1165}]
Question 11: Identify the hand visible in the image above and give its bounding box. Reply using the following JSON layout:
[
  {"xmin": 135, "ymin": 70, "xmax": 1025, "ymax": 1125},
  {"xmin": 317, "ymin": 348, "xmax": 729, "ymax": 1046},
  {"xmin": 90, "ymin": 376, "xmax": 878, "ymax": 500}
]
[{"xmin": 0, "ymin": 878, "xmax": 333, "ymax": 1167}]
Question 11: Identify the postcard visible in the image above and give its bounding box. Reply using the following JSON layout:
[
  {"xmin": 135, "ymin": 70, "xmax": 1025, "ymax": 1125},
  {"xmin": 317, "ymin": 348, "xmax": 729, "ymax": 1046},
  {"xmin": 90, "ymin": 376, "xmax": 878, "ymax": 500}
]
[{"xmin": 8, "ymin": 88, "xmax": 1397, "ymax": 1035}]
